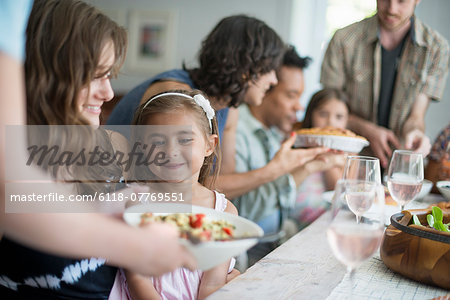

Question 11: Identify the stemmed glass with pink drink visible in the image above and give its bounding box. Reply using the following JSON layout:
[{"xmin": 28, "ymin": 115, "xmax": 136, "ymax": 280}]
[
  {"xmin": 327, "ymin": 179, "xmax": 385, "ymax": 297},
  {"xmin": 342, "ymin": 156, "xmax": 382, "ymax": 223},
  {"xmin": 387, "ymin": 150, "xmax": 423, "ymax": 212}
]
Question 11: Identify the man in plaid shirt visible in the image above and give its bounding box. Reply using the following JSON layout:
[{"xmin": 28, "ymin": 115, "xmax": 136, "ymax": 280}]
[{"xmin": 321, "ymin": 0, "xmax": 449, "ymax": 168}]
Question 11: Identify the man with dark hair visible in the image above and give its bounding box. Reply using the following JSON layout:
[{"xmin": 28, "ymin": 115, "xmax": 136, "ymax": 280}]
[{"xmin": 234, "ymin": 46, "xmax": 346, "ymax": 267}]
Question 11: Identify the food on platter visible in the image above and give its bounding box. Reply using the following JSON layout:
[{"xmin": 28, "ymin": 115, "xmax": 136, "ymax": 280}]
[
  {"xmin": 296, "ymin": 126, "xmax": 367, "ymax": 140},
  {"xmin": 293, "ymin": 126, "xmax": 369, "ymax": 152},
  {"xmin": 124, "ymin": 203, "xmax": 263, "ymax": 270},
  {"xmin": 140, "ymin": 212, "xmax": 235, "ymax": 242},
  {"xmin": 411, "ymin": 206, "xmax": 449, "ymax": 233}
]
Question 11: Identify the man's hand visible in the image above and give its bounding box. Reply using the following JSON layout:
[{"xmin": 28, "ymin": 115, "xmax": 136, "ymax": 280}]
[
  {"xmin": 269, "ymin": 133, "xmax": 328, "ymax": 176},
  {"xmin": 365, "ymin": 124, "xmax": 400, "ymax": 168},
  {"xmin": 403, "ymin": 129, "xmax": 431, "ymax": 157},
  {"xmin": 400, "ymin": 93, "xmax": 431, "ymax": 157},
  {"xmin": 348, "ymin": 114, "xmax": 400, "ymax": 168}
]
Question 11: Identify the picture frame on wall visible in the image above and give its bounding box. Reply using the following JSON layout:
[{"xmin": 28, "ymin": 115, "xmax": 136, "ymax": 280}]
[{"xmin": 127, "ymin": 10, "xmax": 177, "ymax": 74}]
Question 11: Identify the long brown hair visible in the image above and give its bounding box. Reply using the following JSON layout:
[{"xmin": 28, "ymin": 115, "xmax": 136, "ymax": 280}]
[
  {"xmin": 132, "ymin": 90, "xmax": 221, "ymax": 189},
  {"xmin": 26, "ymin": 0, "xmax": 127, "ymax": 125},
  {"xmin": 24, "ymin": 0, "xmax": 128, "ymax": 194}
]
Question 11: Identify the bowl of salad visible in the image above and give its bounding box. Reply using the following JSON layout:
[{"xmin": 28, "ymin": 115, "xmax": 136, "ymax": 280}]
[
  {"xmin": 123, "ymin": 203, "xmax": 263, "ymax": 270},
  {"xmin": 380, "ymin": 207, "xmax": 450, "ymax": 290}
]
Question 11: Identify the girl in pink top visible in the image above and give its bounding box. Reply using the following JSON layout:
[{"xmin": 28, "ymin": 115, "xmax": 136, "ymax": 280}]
[
  {"xmin": 123, "ymin": 90, "xmax": 238, "ymax": 300},
  {"xmin": 294, "ymin": 88, "xmax": 349, "ymax": 229}
]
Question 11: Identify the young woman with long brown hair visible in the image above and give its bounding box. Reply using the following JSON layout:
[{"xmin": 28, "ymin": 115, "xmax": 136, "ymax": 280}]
[{"xmin": 0, "ymin": 1, "xmax": 195, "ymax": 298}]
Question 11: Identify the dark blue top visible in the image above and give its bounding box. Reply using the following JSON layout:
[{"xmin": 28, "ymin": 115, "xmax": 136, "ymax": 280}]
[
  {"xmin": 107, "ymin": 69, "xmax": 229, "ymax": 139},
  {"xmin": 0, "ymin": 238, "xmax": 116, "ymax": 299}
]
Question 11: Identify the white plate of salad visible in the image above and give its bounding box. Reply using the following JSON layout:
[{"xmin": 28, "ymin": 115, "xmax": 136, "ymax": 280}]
[{"xmin": 123, "ymin": 203, "xmax": 263, "ymax": 270}]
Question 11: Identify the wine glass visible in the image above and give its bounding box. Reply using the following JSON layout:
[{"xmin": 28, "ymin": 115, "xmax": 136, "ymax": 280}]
[
  {"xmin": 387, "ymin": 150, "xmax": 423, "ymax": 212},
  {"xmin": 344, "ymin": 180, "xmax": 377, "ymax": 223},
  {"xmin": 327, "ymin": 179, "xmax": 385, "ymax": 296},
  {"xmin": 343, "ymin": 156, "xmax": 382, "ymax": 184}
]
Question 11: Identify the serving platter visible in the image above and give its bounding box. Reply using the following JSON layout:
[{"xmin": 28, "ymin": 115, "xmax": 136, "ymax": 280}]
[
  {"xmin": 294, "ymin": 134, "xmax": 369, "ymax": 153},
  {"xmin": 123, "ymin": 203, "xmax": 263, "ymax": 270}
]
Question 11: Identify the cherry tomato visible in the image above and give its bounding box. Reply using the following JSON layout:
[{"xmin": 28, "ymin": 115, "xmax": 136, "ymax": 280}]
[
  {"xmin": 223, "ymin": 227, "xmax": 233, "ymax": 236},
  {"xmin": 189, "ymin": 213, "xmax": 205, "ymax": 228}
]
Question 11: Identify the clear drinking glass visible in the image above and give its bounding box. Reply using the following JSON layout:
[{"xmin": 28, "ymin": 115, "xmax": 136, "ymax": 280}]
[
  {"xmin": 343, "ymin": 156, "xmax": 382, "ymax": 184},
  {"xmin": 344, "ymin": 180, "xmax": 377, "ymax": 223},
  {"xmin": 327, "ymin": 179, "xmax": 385, "ymax": 297},
  {"xmin": 387, "ymin": 150, "xmax": 424, "ymax": 212}
]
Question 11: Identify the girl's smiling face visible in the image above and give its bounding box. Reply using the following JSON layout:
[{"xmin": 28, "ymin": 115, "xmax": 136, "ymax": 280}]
[
  {"xmin": 145, "ymin": 111, "xmax": 216, "ymax": 182},
  {"xmin": 311, "ymin": 98, "xmax": 349, "ymax": 129}
]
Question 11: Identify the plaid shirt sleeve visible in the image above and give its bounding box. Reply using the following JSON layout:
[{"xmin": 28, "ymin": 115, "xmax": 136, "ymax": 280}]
[
  {"xmin": 420, "ymin": 35, "xmax": 449, "ymax": 101},
  {"xmin": 320, "ymin": 31, "xmax": 347, "ymax": 89}
]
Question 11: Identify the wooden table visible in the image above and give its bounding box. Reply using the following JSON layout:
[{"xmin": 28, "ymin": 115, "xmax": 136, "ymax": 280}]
[{"xmin": 209, "ymin": 194, "xmax": 449, "ymax": 299}]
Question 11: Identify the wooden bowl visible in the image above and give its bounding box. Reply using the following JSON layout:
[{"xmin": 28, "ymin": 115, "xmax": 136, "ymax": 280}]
[{"xmin": 380, "ymin": 209, "xmax": 450, "ymax": 290}]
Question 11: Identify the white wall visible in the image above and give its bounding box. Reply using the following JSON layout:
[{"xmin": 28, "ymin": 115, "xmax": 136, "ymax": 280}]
[
  {"xmin": 415, "ymin": 0, "xmax": 450, "ymax": 142},
  {"xmin": 86, "ymin": 0, "xmax": 293, "ymax": 93},
  {"xmin": 289, "ymin": 0, "xmax": 328, "ymax": 117}
]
